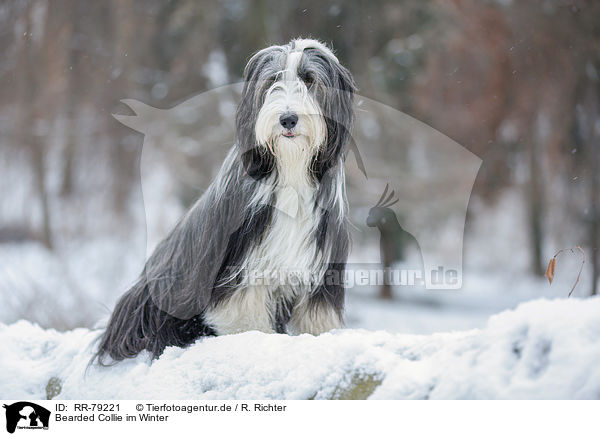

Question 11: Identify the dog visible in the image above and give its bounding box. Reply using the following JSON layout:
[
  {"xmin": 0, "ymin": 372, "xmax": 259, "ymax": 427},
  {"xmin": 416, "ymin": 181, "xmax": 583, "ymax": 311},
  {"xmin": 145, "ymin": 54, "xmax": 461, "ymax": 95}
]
[{"xmin": 95, "ymin": 38, "xmax": 356, "ymax": 363}]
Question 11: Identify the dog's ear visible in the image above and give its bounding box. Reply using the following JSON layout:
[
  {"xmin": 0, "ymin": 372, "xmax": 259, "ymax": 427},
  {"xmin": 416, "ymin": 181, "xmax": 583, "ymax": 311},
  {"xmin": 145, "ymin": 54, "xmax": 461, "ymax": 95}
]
[
  {"xmin": 239, "ymin": 46, "xmax": 284, "ymax": 103},
  {"xmin": 327, "ymin": 58, "xmax": 356, "ymax": 158},
  {"xmin": 242, "ymin": 47, "xmax": 273, "ymax": 82},
  {"xmin": 307, "ymin": 51, "xmax": 357, "ymax": 181},
  {"xmin": 236, "ymin": 46, "xmax": 285, "ymax": 152},
  {"xmin": 327, "ymin": 54, "xmax": 357, "ymax": 136}
]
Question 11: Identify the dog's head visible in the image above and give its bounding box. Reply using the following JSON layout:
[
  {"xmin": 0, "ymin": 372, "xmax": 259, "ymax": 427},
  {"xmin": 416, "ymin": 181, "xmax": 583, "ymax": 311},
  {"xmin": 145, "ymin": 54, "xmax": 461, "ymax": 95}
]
[{"xmin": 237, "ymin": 38, "xmax": 356, "ymax": 184}]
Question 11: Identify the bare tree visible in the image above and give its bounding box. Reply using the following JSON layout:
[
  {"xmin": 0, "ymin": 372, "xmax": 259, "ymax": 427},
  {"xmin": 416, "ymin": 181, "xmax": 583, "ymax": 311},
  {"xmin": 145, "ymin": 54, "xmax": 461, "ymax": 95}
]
[{"xmin": 16, "ymin": 1, "xmax": 53, "ymax": 249}]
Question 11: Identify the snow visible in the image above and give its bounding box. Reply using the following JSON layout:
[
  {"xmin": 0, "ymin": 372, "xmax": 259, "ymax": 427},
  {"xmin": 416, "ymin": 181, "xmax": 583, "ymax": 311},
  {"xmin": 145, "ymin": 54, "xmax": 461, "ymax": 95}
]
[
  {"xmin": 0, "ymin": 240, "xmax": 142, "ymax": 330},
  {"xmin": 1, "ymin": 134, "xmax": 596, "ymax": 400},
  {"xmin": 1, "ymin": 297, "xmax": 599, "ymax": 400}
]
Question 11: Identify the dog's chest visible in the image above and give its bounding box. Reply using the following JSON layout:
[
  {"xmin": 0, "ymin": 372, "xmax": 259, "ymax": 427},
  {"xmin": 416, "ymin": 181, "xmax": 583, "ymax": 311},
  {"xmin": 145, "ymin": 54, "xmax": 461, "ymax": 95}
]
[
  {"xmin": 247, "ymin": 184, "xmax": 319, "ymax": 284},
  {"xmin": 203, "ymin": 185, "xmax": 321, "ymax": 335}
]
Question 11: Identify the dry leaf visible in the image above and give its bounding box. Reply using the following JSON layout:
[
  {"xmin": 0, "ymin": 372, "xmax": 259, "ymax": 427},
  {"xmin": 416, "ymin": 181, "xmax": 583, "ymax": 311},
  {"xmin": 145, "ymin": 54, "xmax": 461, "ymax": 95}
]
[
  {"xmin": 546, "ymin": 246, "xmax": 586, "ymax": 297},
  {"xmin": 545, "ymin": 257, "xmax": 556, "ymax": 284}
]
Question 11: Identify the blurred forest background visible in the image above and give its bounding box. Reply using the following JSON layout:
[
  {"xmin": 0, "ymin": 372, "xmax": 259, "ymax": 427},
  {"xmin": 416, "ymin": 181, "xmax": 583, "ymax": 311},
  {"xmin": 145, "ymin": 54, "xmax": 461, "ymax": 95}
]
[{"xmin": 0, "ymin": 0, "xmax": 598, "ymax": 331}]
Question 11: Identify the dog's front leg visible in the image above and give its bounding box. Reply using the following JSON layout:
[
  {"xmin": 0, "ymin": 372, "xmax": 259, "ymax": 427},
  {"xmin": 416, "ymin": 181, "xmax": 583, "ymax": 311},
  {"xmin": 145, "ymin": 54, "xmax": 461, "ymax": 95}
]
[
  {"xmin": 287, "ymin": 294, "xmax": 344, "ymax": 335},
  {"xmin": 203, "ymin": 285, "xmax": 275, "ymax": 335}
]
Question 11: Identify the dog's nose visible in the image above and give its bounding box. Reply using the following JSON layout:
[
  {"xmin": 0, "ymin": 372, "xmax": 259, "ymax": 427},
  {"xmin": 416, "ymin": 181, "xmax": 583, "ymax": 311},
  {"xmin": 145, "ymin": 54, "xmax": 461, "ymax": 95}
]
[{"xmin": 279, "ymin": 112, "xmax": 298, "ymax": 129}]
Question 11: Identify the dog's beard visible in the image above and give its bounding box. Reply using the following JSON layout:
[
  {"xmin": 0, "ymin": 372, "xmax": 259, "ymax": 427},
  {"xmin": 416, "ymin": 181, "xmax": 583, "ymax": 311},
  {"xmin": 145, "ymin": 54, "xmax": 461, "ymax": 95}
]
[{"xmin": 255, "ymin": 80, "xmax": 326, "ymax": 187}]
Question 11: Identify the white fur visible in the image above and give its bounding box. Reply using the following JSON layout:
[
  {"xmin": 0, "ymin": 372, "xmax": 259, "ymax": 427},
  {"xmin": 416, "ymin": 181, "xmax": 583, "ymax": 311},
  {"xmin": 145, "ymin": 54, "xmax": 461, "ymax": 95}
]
[
  {"xmin": 254, "ymin": 40, "xmax": 327, "ymax": 161},
  {"xmin": 203, "ymin": 285, "xmax": 274, "ymax": 334},
  {"xmin": 255, "ymin": 80, "xmax": 326, "ymax": 158},
  {"xmin": 287, "ymin": 295, "xmax": 344, "ymax": 335},
  {"xmin": 205, "ymin": 39, "xmax": 341, "ymax": 336},
  {"xmin": 204, "ymin": 179, "xmax": 323, "ymax": 335},
  {"xmin": 290, "ymin": 38, "xmax": 338, "ymax": 63}
]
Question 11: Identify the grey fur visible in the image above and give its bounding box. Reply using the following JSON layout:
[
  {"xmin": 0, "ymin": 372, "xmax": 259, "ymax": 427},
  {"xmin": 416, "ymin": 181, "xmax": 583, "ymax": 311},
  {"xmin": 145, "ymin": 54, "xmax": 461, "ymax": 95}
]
[{"xmin": 95, "ymin": 39, "xmax": 356, "ymax": 364}]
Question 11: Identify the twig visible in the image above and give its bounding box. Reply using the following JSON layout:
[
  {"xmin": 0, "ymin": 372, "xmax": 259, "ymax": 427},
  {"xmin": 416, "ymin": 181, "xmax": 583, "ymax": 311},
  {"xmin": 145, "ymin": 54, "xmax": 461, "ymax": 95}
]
[{"xmin": 545, "ymin": 246, "xmax": 586, "ymax": 297}]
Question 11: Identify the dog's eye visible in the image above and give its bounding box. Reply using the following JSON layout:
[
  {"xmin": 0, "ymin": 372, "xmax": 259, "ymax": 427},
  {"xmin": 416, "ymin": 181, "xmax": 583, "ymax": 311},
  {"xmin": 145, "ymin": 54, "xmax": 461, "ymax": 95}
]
[
  {"xmin": 300, "ymin": 72, "xmax": 314, "ymax": 87},
  {"xmin": 260, "ymin": 75, "xmax": 277, "ymax": 95}
]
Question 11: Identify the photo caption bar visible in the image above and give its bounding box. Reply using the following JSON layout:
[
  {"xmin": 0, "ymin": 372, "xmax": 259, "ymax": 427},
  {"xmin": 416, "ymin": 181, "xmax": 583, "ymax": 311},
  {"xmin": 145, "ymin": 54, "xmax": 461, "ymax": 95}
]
[{"xmin": 1, "ymin": 400, "xmax": 598, "ymax": 436}]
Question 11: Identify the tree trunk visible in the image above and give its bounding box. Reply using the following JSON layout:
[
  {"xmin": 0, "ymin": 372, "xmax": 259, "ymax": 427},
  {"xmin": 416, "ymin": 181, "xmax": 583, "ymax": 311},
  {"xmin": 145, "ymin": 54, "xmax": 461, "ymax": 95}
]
[
  {"xmin": 19, "ymin": 3, "xmax": 53, "ymax": 250},
  {"xmin": 528, "ymin": 136, "xmax": 545, "ymax": 276},
  {"xmin": 590, "ymin": 81, "xmax": 599, "ymax": 296}
]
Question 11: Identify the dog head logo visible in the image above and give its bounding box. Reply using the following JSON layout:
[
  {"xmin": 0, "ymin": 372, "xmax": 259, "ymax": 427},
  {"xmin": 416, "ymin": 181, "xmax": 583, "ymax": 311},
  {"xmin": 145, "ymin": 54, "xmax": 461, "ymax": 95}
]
[{"xmin": 3, "ymin": 402, "xmax": 50, "ymax": 433}]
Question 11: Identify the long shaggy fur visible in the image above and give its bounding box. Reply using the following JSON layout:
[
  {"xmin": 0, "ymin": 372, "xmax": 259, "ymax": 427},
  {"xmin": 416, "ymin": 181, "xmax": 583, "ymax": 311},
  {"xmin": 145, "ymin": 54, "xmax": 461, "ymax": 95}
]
[{"xmin": 95, "ymin": 38, "xmax": 356, "ymax": 364}]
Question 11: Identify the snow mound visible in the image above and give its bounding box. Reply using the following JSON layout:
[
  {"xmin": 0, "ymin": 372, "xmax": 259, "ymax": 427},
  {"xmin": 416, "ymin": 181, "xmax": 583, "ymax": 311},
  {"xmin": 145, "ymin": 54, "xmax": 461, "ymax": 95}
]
[{"xmin": 1, "ymin": 297, "xmax": 599, "ymax": 400}]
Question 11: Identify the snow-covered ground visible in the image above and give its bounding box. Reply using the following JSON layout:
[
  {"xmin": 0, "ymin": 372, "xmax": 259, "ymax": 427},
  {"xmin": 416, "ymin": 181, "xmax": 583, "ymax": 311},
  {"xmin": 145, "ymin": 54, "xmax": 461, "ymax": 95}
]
[
  {"xmin": 1, "ymin": 146, "xmax": 596, "ymax": 400},
  {"xmin": 1, "ymin": 297, "xmax": 599, "ymax": 399}
]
